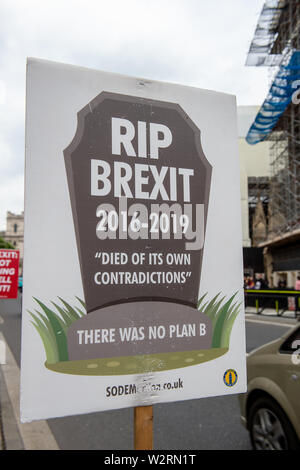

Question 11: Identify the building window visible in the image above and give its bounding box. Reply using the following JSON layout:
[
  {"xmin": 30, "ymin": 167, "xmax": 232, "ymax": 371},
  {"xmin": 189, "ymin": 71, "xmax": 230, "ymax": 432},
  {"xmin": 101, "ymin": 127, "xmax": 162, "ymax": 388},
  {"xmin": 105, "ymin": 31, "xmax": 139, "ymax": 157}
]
[{"xmin": 14, "ymin": 223, "xmax": 18, "ymax": 233}]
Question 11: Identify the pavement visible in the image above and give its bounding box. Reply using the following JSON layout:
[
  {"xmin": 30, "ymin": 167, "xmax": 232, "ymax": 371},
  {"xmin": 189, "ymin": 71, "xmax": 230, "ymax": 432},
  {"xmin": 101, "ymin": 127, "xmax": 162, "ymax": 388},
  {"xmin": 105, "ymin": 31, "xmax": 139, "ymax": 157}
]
[
  {"xmin": 0, "ymin": 307, "xmax": 298, "ymax": 450},
  {"xmin": 0, "ymin": 331, "xmax": 59, "ymax": 450}
]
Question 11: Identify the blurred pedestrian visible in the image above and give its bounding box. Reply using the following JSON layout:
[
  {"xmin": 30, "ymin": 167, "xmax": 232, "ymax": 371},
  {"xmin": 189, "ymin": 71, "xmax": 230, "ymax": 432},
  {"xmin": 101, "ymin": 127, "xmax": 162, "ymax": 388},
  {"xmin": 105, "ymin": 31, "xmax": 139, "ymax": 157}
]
[
  {"xmin": 260, "ymin": 277, "xmax": 268, "ymax": 289},
  {"xmin": 254, "ymin": 278, "xmax": 261, "ymax": 289},
  {"xmin": 278, "ymin": 280, "xmax": 287, "ymax": 289},
  {"xmin": 295, "ymin": 276, "xmax": 300, "ymax": 291}
]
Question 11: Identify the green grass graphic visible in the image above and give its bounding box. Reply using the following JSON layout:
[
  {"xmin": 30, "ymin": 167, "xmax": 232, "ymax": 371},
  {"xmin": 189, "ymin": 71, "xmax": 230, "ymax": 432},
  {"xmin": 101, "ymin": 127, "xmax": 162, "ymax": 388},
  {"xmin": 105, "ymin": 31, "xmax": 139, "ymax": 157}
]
[
  {"xmin": 29, "ymin": 293, "xmax": 241, "ymax": 373},
  {"xmin": 197, "ymin": 292, "xmax": 241, "ymax": 348},
  {"xmin": 29, "ymin": 297, "xmax": 86, "ymax": 364}
]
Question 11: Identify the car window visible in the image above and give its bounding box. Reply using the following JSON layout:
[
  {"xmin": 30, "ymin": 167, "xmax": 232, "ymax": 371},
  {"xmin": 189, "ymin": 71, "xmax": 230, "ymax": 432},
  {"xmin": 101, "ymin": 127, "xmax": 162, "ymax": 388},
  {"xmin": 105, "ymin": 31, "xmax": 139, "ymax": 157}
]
[{"xmin": 279, "ymin": 327, "xmax": 300, "ymax": 354}]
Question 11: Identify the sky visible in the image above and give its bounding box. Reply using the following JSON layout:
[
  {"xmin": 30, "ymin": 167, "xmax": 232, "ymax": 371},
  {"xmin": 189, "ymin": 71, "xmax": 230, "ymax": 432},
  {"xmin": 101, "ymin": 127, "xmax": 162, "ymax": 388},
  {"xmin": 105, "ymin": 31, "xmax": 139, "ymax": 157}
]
[{"xmin": 0, "ymin": 0, "xmax": 269, "ymax": 231}]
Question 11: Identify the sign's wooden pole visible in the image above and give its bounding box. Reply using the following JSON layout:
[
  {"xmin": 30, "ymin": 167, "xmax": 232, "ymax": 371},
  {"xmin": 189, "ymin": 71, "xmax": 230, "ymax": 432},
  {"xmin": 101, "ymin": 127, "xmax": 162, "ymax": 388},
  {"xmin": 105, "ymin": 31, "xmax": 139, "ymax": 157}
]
[{"xmin": 134, "ymin": 405, "xmax": 153, "ymax": 450}]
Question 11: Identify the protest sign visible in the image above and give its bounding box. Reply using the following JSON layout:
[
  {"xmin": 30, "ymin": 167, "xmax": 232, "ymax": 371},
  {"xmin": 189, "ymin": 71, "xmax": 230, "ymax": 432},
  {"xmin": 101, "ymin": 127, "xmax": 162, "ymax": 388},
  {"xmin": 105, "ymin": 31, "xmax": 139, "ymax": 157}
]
[{"xmin": 21, "ymin": 58, "xmax": 246, "ymax": 422}]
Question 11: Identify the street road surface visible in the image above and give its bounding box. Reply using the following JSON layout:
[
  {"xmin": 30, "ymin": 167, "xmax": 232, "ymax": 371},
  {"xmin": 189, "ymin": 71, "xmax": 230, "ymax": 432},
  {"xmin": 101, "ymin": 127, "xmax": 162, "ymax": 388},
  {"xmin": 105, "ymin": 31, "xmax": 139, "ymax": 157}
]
[{"xmin": 0, "ymin": 295, "xmax": 295, "ymax": 450}]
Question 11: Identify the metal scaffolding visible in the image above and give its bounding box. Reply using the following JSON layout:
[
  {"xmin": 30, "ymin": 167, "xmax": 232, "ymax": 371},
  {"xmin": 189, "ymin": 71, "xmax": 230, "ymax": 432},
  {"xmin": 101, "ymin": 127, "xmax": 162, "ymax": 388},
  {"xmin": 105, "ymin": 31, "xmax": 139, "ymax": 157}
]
[
  {"xmin": 268, "ymin": 103, "xmax": 300, "ymax": 236},
  {"xmin": 246, "ymin": 0, "xmax": 288, "ymax": 67},
  {"xmin": 246, "ymin": 0, "xmax": 300, "ymax": 241}
]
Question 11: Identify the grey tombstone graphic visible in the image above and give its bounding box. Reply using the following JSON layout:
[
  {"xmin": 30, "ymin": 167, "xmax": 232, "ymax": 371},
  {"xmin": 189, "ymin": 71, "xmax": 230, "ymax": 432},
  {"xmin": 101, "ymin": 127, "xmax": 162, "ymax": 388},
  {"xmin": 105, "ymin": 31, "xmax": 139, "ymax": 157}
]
[{"xmin": 64, "ymin": 92, "xmax": 212, "ymax": 361}]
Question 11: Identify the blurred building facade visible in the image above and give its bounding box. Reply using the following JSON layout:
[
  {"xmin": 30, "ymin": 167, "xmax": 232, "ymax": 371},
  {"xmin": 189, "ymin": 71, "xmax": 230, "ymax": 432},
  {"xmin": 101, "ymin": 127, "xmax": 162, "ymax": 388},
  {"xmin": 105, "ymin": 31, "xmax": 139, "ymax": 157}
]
[
  {"xmin": 238, "ymin": 106, "xmax": 270, "ymax": 252},
  {"xmin": 245, "ymin": 0, "xmax": 300, "ymax": 288}
]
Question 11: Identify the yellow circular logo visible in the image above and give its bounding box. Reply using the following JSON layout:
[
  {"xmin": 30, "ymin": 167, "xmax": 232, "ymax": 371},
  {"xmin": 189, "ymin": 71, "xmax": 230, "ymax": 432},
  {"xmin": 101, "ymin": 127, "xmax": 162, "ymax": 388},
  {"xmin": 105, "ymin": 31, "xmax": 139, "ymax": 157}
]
[{"xmin": 223, "ymin": 369, "xmax": 238, "ymax": 387}]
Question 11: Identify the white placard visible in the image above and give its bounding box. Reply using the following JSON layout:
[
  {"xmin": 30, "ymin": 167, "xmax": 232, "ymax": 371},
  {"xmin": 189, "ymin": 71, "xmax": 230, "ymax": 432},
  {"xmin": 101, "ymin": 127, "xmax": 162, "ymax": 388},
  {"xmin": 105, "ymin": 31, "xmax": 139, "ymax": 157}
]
[{"xmin": 20, "ymin": 58, "xmax": 246, "ymax": 422}]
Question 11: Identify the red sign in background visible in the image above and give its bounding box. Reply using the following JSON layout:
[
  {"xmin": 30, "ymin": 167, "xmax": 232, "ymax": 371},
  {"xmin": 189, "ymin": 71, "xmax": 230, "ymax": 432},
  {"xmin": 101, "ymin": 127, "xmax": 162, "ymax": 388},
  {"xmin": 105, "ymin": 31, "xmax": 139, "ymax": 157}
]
[{"xmin": 0, "ymin": 250, "xmax": 20, "ymax": 299}]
